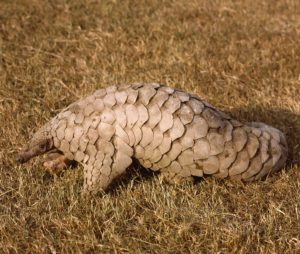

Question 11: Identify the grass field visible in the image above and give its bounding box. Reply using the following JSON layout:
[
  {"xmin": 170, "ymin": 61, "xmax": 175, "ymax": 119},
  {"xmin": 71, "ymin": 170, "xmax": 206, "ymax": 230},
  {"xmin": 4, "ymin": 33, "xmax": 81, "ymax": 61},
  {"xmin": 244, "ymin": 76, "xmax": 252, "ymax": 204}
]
[{"xmin": 1, "ymin": 0, "xmax": 300, "ymax": 253}]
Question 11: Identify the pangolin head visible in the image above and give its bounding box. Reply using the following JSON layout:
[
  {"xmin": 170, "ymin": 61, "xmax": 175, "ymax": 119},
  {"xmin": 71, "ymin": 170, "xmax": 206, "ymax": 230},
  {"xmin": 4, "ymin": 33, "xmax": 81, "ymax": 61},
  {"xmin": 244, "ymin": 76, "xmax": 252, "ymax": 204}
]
[{"xmin": 16, "ymin": 123, "xmax": 54, "ymax": 164}]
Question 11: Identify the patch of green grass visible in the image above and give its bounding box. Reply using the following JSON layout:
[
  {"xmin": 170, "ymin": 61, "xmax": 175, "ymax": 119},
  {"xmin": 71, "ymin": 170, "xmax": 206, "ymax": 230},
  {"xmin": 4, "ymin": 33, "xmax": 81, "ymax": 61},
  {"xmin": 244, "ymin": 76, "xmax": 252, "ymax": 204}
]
[{"xmin": 1, "ymin": 0, "xmax": 300, "ymax": 253}]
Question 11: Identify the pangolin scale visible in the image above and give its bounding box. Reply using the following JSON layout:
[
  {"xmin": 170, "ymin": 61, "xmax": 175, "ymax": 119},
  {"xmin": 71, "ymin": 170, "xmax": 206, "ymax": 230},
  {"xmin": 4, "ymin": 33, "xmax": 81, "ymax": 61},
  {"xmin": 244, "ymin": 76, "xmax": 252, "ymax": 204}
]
[{"xmin": 17, "ymin": 83, "xmax": 288, "ymax": 194}]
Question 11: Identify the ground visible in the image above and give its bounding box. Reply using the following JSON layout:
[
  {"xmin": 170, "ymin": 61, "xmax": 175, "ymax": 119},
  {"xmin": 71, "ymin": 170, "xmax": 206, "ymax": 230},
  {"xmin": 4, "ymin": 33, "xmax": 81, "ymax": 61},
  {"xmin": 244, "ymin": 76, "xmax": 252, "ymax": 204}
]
[{"xmin": 1, "ymin": 0, "xmax": 300, "ymax": 253}]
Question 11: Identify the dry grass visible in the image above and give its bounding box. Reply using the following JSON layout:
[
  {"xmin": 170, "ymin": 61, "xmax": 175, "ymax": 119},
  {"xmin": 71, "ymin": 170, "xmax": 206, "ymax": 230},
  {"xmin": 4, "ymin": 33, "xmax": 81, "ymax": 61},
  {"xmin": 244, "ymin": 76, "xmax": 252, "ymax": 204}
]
[{"xmin": 1, "ymin": 0, "xmax": 300, "ymax": 253}]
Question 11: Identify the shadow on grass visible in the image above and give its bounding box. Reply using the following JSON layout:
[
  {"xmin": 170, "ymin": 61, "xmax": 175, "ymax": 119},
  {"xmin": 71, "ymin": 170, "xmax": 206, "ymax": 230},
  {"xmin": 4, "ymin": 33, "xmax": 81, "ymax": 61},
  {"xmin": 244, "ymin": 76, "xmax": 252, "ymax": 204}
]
[{"xmin": 108, "ymin": 158, "xmax": 159, "ymax": 194}]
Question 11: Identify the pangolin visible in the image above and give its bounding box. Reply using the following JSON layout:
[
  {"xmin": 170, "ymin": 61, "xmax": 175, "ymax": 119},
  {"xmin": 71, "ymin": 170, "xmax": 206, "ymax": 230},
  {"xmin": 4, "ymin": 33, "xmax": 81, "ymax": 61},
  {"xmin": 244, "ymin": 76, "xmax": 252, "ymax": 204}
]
[{"xmin": 17, "ymin": 83, "xmax": 288, "ymax": 194}]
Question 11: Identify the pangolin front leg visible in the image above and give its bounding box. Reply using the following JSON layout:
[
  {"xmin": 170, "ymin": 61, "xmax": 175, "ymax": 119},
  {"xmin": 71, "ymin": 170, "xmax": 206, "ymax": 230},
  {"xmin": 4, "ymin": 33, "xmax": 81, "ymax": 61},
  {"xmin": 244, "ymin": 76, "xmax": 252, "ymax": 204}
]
[{"xmin": 43, "ymin": 151, "xmax": 76, "ymax": 174}]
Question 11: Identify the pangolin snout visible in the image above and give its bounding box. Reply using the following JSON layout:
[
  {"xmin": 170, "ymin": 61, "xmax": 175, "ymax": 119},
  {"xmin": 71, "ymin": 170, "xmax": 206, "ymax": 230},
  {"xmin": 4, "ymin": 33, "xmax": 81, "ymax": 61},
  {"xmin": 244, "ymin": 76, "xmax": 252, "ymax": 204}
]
[
  {"xmin": 16, "ymin": 139, "xmax": 53, "ymax": 164},
  {"xmin": 16, "ymin": 145, "xmax": 34, "ymax": 164},
  {"xmin": 16, "ymin": 155, "xmax": 25, "ymax": 164},
  {"xmin": 16, "ymin": 152, "xmax": 30, "ymax": 164}
]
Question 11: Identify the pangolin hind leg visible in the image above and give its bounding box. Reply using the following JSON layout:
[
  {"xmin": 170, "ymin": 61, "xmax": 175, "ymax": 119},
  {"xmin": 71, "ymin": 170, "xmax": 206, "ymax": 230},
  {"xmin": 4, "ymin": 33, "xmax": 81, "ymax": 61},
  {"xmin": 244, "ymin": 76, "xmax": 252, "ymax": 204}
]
[
  {"xmin": 159, "ymin": 162, "xmax": 194, "ymax": 184},
  {"xmin": 159, "ymin": 170, "xmax": 194, "ymax": 184}
]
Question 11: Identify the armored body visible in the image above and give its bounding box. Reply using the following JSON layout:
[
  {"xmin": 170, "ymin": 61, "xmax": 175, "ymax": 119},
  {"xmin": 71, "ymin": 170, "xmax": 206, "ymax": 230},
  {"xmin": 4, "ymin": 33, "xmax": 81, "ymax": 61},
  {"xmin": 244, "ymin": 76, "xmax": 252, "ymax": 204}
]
[{"xmin": 17, "ymin": 83, "xmax": 288, "ymax": 194}]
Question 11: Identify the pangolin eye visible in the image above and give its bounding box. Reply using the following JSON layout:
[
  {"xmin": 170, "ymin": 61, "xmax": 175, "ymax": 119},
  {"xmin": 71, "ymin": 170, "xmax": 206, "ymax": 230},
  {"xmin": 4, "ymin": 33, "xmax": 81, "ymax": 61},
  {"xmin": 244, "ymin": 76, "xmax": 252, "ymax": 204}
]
[{"xmin": 39, "ymin": 144, "xmax": 46, "ymax": 150}]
